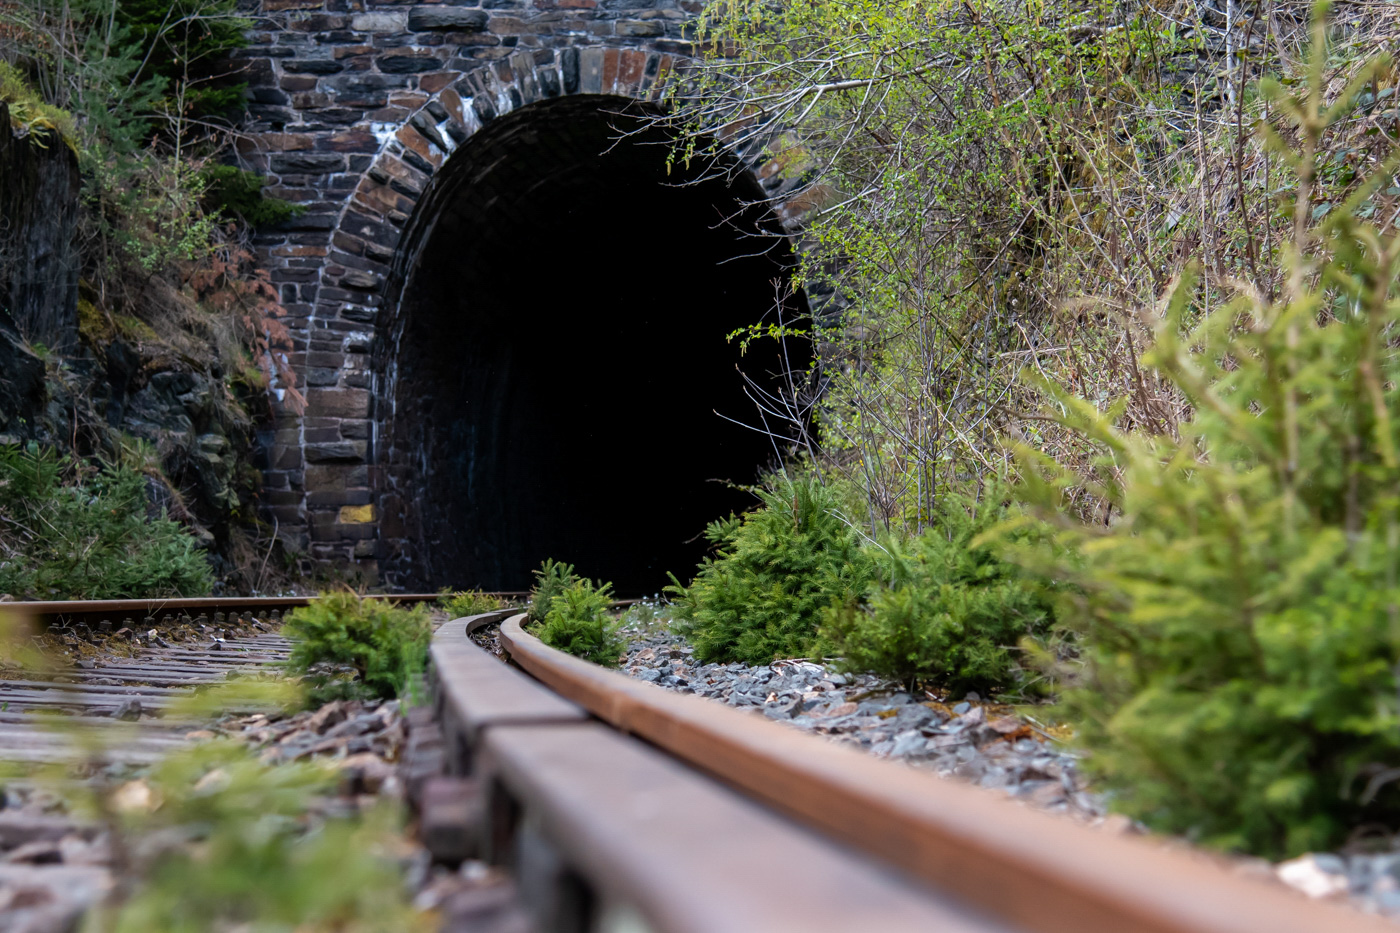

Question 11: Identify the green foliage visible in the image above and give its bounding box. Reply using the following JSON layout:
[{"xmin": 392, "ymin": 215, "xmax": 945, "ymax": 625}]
[
  {"xmin": 89, "ymin": 742, "xmax": 429, "ymax": 932},
  {"xmin": 200, "ymin": 164, "xmax": 303, "ymax": 228},
  {"xmin": 0, "ymin": 443, "xmax": 213, "ymax": 599},
  {"xmin": 821, "ymin": 494, "xmax": 1052, "ymax": 694},
  {"xmin": 1006, "ymin": 25, "xmax": 1400, "ymax": 858},
  {"xmin": 283, "ymin": 593, "xmax": 432, "ymax": 702},
  {"xmin": 437, "ymin": 587, "xmax": 509, "ymax": 618},
  {"xmin": 528, "ymin": 558, "xmax": 578, "ymax": 623},
  {"xmin": 2, "ymin": 0, "xmax": 296, "ymax": 300},
  {"xmin": 664, "ymin": 0, "xmax": 1212, "ymax": 531},
  {"xmin": 535, "ymin": 577, "xmax": 625, "ymax": 667},
  {"xmin": 667, "ymin": 476, "xmax": 875, "ymax": 665},
  {"xmin": 0, "ymin": 61, "xmax": 75, "ymax": 142},
  {"xmin": 115, "ymin": 0, "xmax": 250, "ymax": 123}
]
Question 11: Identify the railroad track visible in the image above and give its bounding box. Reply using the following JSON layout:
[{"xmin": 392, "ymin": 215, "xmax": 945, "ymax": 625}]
[
  {"xmin": 0, "ymin": 593, "xmax": 513, "ymax": 765},
  {"xmin": 0, "ymin": 596, "xmax": 1391, "ymax": 931},
  {"xmin": 0, "ymin": 592, "xmax": 472, "ymax": 630},
  {"xmin": 416, "ymin": 610, "xmax": 1397, "ymax": 933}
]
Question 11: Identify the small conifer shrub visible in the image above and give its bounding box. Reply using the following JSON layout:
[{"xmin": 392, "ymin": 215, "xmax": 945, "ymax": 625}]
[
  {"xmin": 529, "ymin": 558, "xmax": 578, "ymax": 623},
  {"xmin": 821, "ymin": 494, "xmax": 1052, "ymax": 695},
  {"xmin": 102, "ymin": 742, "xmax": 431, "ymax": 932},
  {"xmin": 535, "ymin": 577, "xmax": 625, "ymax": 667},
  {"xmin": 667, "ymin": 476, "xmax": 875, "ymax": 665},
  {"xmin": 437, "ymin": 588, "xmax": 509, "ymax": 618},
  {"xmin": 1006, "ymin": 27, "xmax": 1400, "ymax": 858},
  {"xmin": 283, "ymin": 593, "xmax": 431, "ymax": 702}
]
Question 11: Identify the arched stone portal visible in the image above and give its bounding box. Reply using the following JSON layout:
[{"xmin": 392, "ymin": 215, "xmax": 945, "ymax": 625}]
[
  {"xmin": 240, "ymin": 28, "xmax": 817, "ymax": 586},
  {"xmin": 379, "ymin": 95, "xmax": 799, "ymax": 591}
]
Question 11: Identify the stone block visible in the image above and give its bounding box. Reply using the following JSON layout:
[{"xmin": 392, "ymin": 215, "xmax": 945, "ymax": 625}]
[
  {"xmin": 305, "ymin": 367, "xmax": 340, "ymax": 386},
  {"xmin": 408, "ymin": 6, "xmax": 488, "ymax": 30},
  {"xmin": 284, "ymin": 58, "xmax": 345, "ymax": 74},
  {"xmin": 618, "ymin": 47, "xmax": 647, "ymax": 90},
  {"xmin": 561, "ymin": 46, "xmax": 580, "ymax": 93},
  {"xmin": 307, "ymin": 387, "xmax": 371, "ymax": 418},
  {"xmin": 306, "ymin": 463, "xmax": 370, "ymax": 491},
  {"xmin": 339, "ymin": 269, "xmax": 382, "ymax": 290},
  {"xmin": 353, "ymin": 180, "xmax": 415, "ymax": 219},
  {"xmin": 319, "ymin": 129, "xmax": 379, "ymax": 153},
  {"xmin": 306, "ymin": 351, "xmax": 348, "ymax": 368},
  {"xmin": 351, "ymin": 12, "xmax": 408, "ymax": 32},
  {"xmin": 280, "ymin": 74, "xmax": 320, "ymax": 92},
  {"xmin": 307, "ymin": 488, "xmax": 373, "ymax": 509},
  {"xmin": 339, "ymin": 419, "xmax": 372, "ymax": 439},
  {"xmin": 338, "ymin": 503, "xmax": 376, "ymax": 523},
  {"xmin": 617, "ymin": 20, "xmax": 662, "ymax": 37},
  {"xmin": 419, "ymin": 777, "xmax": 482, "ymax": 864},
  {"xmin": 264, "ymin": 0, "xmax": 324, "ymax": 11},
  {"xmin": 578, "ymin": 46, "xmax": 604, "ymax": 94},
  {"xmin": 304, "ymin": 426, "xmax": 342, "ymax": 443},
  {"xmin": 306, "ymin": 439, "xmax": 368, "ymax": 463},
  {"xmin": 419, "ymin": 72, "xmax": 456, "ymax": 94},
  {"xmin": 378, "ymin": 53, "xmax": 444, "ymax": 73}
]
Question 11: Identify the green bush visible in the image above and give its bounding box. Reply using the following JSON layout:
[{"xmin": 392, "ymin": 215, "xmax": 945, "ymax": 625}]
[
  {"xmin": 437, "ymin": 587, "xmax": 509, "ymax": 619},
  {"xmin": 200, "ymin": 164, "xmax": 302, "ymax": 228},
  {"xmin": 821, "ymin": 494, "xmax": 1052, "ymax": 694},
  {"xmin": 0, "ymin": 443, "xmax": 213, "ymax": 599},
  {"xmin": 283, "ymin": 593, "xmax": 431, "ymax": 702},
  {"xmin": 529, "ymin": 558, "xmax": 578, "ymax": 623},
  {"xmin": 1006, "ymin": 33, "xmax": 1400, "ymax": 858},
  {"xmin": 667, "ymin": 476, "xmax": 875, "ymax": 665},
  {"xmin": 101, "ymin": 742, "xmax": 430, "ymax": 932},
  {"xmin": 535, "ymin": 577, "xmax": 625, "ymax": 667}
]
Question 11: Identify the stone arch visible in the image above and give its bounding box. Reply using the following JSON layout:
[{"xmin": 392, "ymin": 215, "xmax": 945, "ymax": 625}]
[{"xmin": 282, "ymin": 45, "xmax": 812, "ymax": 584}]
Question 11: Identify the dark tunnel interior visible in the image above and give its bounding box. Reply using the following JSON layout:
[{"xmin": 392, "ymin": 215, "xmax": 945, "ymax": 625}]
[{"xmin": 381, "ymin": 95, "xmax": 805, "ymax": 593}]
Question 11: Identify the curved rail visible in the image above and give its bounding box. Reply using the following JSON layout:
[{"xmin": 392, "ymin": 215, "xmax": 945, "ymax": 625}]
[{"xmin": 474, "ymin": 614, "xmax": 1389, "ymax": 933}]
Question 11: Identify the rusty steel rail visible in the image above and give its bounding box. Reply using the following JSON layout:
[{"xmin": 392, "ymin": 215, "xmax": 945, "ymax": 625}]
[
  {"xmin": 422, "ymin": 612, "xmax": 1017, "ymax": 932},
  {"xmin": 1, "ymin": 592, "xmax": 527, "ymax": 629},
  {"xmin": 413, "ymin": 612, "xmax": 1391, "ymax": 933}
]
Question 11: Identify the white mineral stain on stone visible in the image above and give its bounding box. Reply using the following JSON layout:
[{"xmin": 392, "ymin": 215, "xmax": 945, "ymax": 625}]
[
  {"xmin": 371, "ymin": 123, "xmax": 398, "ymax": 148},
  {"xmin": 460, "ymin": 100, "xmax": 482, "ymax": 136},
  {"xmin": 435, "ymin": 120, "xmax": 457, "ymax": 153},
  {"xmin": 344, "ymin": 332, "xmax": 373, "ymax": 353}
]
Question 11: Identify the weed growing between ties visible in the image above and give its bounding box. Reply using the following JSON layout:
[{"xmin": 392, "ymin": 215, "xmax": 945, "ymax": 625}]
[
  {"xmin": 283, "ymin": 592, "xmax": 432, "ymax": 703},
  {"xmin": 437, "ymin": 588, "xmax": 511, "ymax": 618},
  {"xmin": 1002, "ymin": 23, "xmax": 1400, "ymax": 859},
  {"xmin": 0, "ymin": 443, "xmax": 213, "ymax": 599},
  {"xmin": 533, "ymin": 572, "xmax": 625, "ymax": 667},
  {"xmin": 821, "ymin": 492, "xmax": 1054, "ymax": 697},
  {"xmin": 85, "ymin": 741, "xmax": 427, "ymax": 933}
]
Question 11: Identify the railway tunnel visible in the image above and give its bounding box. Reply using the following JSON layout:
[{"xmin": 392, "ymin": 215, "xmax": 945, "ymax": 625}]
[{"xmin": 379, "ymin": 95, "xmax": 804, "ymax": 593}]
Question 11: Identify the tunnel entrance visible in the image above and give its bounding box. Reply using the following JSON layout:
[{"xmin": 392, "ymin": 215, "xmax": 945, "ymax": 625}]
[{"xmin": 378, "ymin": 95, "xmax": 804, "ymax": 593}]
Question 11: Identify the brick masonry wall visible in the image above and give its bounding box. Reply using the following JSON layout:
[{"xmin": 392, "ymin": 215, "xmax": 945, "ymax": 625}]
[{"xmin": 237, "ymin": 0, "xmax": 809, "ymax": 583}]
